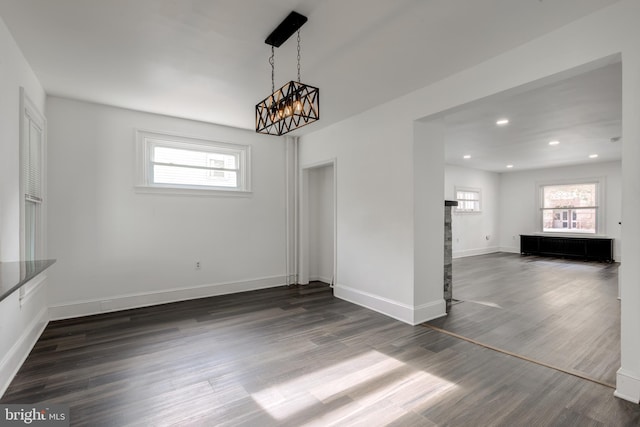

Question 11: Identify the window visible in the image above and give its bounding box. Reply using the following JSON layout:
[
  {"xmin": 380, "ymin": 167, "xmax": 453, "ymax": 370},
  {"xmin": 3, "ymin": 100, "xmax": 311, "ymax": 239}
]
[
  {"xmin": 455, "ymin": 188, "xmax": 481, "ymax": 213},
  {"xmin": 20, "ymin": 88, "xmax": 46, "ymax": 262},
  {"xmin": 19, "ymin": 88, "xmax": 47, "ymax": 304},
  {"xmin": 136, "ymin": 130, "xmax": 251, "ymax": 196},
  {"xmin": 540, "ymin": 182, "xmax": 599, "ymax": 234}
]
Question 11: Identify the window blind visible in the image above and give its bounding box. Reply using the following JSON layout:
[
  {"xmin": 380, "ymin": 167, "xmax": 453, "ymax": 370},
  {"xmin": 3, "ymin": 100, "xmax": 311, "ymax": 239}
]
[{"xmin": 24, "ymin": 118, "xmax": 43, "ymax": 203}]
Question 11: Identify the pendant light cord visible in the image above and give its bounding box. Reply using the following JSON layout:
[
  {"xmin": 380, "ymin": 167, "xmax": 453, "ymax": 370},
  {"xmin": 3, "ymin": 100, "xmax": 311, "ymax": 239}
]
[
  {"xmin": 297, "ymin": 30, "xmax": 301, "ymax": 82},
  {"xmin": 269, "ymin": 45, "xmax": 275, "ymax": 95}
]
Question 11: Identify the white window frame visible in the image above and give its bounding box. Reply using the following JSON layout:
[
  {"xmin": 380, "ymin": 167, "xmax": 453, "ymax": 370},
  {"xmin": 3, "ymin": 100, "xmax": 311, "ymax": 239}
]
[
  {"xmin": 135, "ymin": 130, "xmax": 252, "ymax": 197},
  {"xmin": 454, "ymin": 187, "xmax": 482, "ymax": 214},
  {"xmin": 536, "ymin": 177, "xmax": 605, "ymax": 236},
  {"xmin": 19, "ymin": 88, "xmax": 48, "ymax": 305}
]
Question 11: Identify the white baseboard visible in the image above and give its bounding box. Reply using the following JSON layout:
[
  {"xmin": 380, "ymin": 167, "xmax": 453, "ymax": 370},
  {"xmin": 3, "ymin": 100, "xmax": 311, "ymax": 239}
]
[
  {"xmin": 614, "ymin": 368, "xmax": 640, "ymax": 403},
  {"xmin": 499, "ymin": 246, "xmax": 520, "ymax": 254},
  {"xmin": 453, "ymin": 246, "xmax": 500, "ymax": 259},
  {"xmin": 413, "ymin": 300, "xmax": 447, "ymax": 324},
  {"xmin": 49, "ymin": 276, "xmax": 286, "ymax": 321},
  {"xmin": 0, "ymin": 306, "xmax": 49, "ymax": 397},
  {"xmin": 334, "ymin": 284, "xmax": 413, "ymax": 324},
  {"xmin": 334, "ymin": 284, "xmax": 445, "ymax": 326}
]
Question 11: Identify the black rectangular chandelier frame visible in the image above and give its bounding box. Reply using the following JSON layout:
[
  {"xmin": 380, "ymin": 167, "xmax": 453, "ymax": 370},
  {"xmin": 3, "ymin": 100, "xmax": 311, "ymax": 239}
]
[
  {"xmin": 256, "ymin": 11, "xmax": 320, "ymax": 136},
  {"xmin": 256, "ymin": 80, "xmax": 319, "ymax": 135}
]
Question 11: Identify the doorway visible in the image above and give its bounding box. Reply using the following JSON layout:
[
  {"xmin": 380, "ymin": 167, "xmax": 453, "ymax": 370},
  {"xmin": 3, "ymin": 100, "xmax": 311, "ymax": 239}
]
[
  {"xmin": 435, "ymin": 58, "xmax": 622, "ymax": 386},
  {"xmin": 300, "ymin": 161, "xmax": 336, "ymax": 286}
]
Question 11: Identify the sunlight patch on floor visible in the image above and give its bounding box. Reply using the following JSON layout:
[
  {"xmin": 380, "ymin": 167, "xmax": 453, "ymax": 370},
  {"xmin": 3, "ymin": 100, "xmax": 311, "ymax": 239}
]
[
  {"xmin": 250, "ymin": 349, "xmax": 457, "ymax": 424},
  {"xmin": 466, "ymin": 299, "xmax": 503, "ymax": 309}
]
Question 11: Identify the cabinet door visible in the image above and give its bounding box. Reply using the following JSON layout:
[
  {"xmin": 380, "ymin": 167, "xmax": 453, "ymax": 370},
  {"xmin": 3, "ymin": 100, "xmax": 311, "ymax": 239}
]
[
  {"xmin": 562, "ymin": 238, "xmax": 587, "ymax": 257},
  {"xmin": 539, "ymin": 237, "xmax": 564, "ymax": 255},
  {"xmin": 585, "ymin": 239, "xmax": 613, "ymax": 261},
  {"xmin": 520, "ymin": 236, "xmax": 539, "ymax": 253}
]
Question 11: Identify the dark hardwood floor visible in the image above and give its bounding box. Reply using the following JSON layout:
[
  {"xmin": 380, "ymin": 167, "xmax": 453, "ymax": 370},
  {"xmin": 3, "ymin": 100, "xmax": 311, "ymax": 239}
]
[
  {"xmin": 2, "ymin": 276, "xmax": 639, "ymax": 426},
  {"xmin": 431, "ymin": 253, "xmax": 620, "ymax": 386}
]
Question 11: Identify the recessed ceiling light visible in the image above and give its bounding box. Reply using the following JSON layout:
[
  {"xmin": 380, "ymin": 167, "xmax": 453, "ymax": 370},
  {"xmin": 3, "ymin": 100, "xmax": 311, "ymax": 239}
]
[
  {"xmin": 463, "ymin": 155, "xmax": 471, "ymax": 159},
  {"xmin": 589, "ymin": 154, "xmax": 599, "ymax": 158},
  {"xmin": 506, "ymin": 164, "xmax": 514, "ymax": 168},
  {"xmin": 496, "ymin": 118, "xmax": 509, "ymax": 126},
  {"xmin": 549, "ymin": 140, "xmax": 560, "ymax": 146}
]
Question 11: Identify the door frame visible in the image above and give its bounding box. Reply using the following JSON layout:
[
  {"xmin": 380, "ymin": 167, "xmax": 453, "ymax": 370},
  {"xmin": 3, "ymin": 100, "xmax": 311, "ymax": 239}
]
[{"xmin": 299, "ymin": 158, "xmax": 337, "ymax": 286}]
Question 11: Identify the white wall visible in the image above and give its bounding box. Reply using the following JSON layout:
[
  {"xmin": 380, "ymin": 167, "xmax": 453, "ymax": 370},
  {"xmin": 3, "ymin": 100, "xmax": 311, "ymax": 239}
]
[
  {"xmin": 445, "ymin": 165, "xmax": 500, "ymax": 258},
  {"xmin": 0, "ymin": 16, "xmax": 48, "ymax": 396},
  {"xmin": 299, "ymin": 108, "xmax": 416, "ymax": 323},
  {"xmin": 498, "ymin": 161, "xmax": 622, "ymax": 259},
  {"xmin": 46, "ymin": 97, "xmax": 288, "ymax": 319},
  {"xmin": 413, "ymin": 120, "xmax": 447, "ymax": 323},
  {"xmin": 308, "ymin": 165, "xmax": 334, "ymax": 284},
  {"xmin": 300, "ymin": 0, "xmax": 640, "ymax": 400}
]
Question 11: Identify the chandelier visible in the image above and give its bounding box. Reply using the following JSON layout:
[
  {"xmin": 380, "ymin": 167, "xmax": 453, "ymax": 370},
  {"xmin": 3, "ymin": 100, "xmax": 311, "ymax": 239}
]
[{"xmin": 255, "ymin": 12, "xmax": 319, "ymax": 136}]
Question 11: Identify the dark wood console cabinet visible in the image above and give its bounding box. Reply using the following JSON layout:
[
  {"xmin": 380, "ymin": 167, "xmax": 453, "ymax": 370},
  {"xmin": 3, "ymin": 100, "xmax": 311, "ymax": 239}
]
[{"xmin": 520, "ymin": 235, "xmax": 613, "ymax": 262}]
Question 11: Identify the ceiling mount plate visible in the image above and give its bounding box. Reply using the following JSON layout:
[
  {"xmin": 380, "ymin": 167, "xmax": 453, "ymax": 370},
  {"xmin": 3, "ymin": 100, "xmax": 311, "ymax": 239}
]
[{"xmin": 265, "ymin": 11, "xmax": 308, "ymax": 48}]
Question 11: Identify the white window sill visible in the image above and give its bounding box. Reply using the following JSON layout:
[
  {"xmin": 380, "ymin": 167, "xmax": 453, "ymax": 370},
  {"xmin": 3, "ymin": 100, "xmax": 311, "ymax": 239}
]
[
  {"xmin": 533, "ymin": 231, "xmax": 610, "ymax": 239},
  {"xmin": 134, "ymin": 186, "xmax": 252, "ymax": 198},
  {"xmin": 454, "ymin": 210, "xmax": 482, "ymax": 215}
]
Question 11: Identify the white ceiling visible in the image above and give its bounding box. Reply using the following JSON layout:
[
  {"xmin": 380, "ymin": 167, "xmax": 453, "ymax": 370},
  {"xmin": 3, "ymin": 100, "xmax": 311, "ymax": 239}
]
[
  {"xmin": 443, "ymin": 60, "xmax": 622, "ymax": 172},
  {"xmin": 0, "ymin": 0, "xmax": 620, "ymax": 137}
]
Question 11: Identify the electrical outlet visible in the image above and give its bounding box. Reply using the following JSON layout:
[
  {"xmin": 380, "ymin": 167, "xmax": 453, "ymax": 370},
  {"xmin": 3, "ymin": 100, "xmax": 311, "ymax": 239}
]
[{"xmin": 195, "ymin": 261, "xmax": 201, "ymax": 270}]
